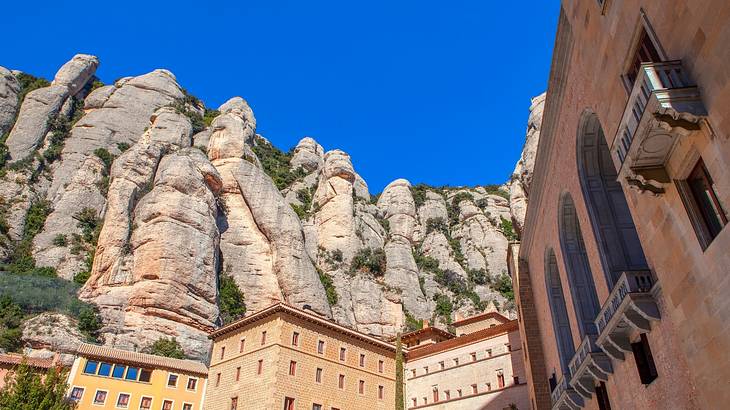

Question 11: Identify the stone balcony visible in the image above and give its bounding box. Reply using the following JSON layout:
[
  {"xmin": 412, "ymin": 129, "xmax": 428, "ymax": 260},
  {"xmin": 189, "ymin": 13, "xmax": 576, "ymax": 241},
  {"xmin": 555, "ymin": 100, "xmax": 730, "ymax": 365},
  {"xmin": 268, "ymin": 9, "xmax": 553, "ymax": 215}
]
[
  {"xmin": 568, "ymin": 335, "xmax": 612, "ymax": 401},
  {"xmin": 551, "ymin": 374, "xmax": 584, "ymax": 410},
  {"xmin": 594, "ymin": 271, "xmax": 660, "ymax": 361},
  {"xmin": 611, "ymin": 61, "xmax": 707, "ymax": 194}
]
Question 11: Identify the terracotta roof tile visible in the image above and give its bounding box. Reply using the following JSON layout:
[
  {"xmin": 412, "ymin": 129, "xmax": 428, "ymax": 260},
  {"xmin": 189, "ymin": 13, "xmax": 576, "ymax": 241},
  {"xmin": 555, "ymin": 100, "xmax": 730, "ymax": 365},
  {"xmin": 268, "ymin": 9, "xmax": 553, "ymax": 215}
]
[
  {"xmin": 452, "ymin": 311, "xmax": 510, "ymax": 327},
  {"xmin": 76, "ymin": 343, "xmax": 208, "ymax": 376},
  {"xmin": 406, "ymin": 320, "xmax": 519, "ymax": 360},
  {"xmin": 0, "ymin": 353, "xmax": 55, "ymax": 369}
]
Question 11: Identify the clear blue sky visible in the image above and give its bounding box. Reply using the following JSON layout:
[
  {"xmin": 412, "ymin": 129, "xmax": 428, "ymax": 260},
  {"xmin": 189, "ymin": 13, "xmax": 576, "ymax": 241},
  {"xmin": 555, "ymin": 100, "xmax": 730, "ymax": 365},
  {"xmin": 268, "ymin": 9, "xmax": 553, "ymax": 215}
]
[{"xmin": 2, "ymin": 1, "xmax": 559, "ymax": 192}]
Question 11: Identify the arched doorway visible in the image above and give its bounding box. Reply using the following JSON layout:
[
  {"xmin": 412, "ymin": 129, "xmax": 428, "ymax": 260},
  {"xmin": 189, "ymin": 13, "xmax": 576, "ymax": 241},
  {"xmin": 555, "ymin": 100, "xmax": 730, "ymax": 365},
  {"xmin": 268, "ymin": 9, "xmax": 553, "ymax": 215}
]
[
  {"xmin": 577, "ymin": 112, "xmax": 648, "ymax": 288},
  {"xmin": 559, "ymin": 193, "xmax": 600, "ymax": 338},
  {"xmin": 545, "ymin": 247, "xmax": 575, "ymax": 375}
]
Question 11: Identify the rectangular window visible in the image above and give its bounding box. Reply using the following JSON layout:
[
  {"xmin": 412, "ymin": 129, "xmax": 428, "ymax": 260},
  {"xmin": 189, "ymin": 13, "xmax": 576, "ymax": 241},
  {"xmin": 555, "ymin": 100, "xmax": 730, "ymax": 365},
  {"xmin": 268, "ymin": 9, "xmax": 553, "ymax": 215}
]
[
  {"xmin": 680, "ymin": 159, "xmax": 728, "ymax": 249},
  {"xmin": 378, "ymin": 359, "xmax": 384, "ymax": 373},
  {"xmin": 487, "ymin": 349, "xmax": 492, "ymax": 357},
  {"xmin": 378, "ymin": 385, "xmax": 384, "ymax": 400},
  {"xmin": 139, "ymin": 369, "xmax": 152, "ymax": 383},
  {"xmin": 317, "ymin": 340, "xmax": 325, "ymax": 354},
  {"xmin": 257, "ymin": 359, "xmax": 263, "ymax": 375},
  {"xmin": 596, "ymin": 381, "xmax": 612, "ymax": 410},
  {"xmin": 93, "ymin": 390, "xmax": 108, "ymax": 405},
  {"xmin": 125, "ymin": 367, "xmax": 139, "ymax": 381},
  {"xmin": 338, "ymin": 374, "xmax": 345, "ymax": 389},
  {"xmin": 457, "ymin": 389, "xmax": 462, "ymax": 397},
  {"xmin": 444, "ymin": 390, "xmax": 450, "ymax": 400},
  {"xmin": 186, "ymin": 377, "xmax": 197, "ymax": 391},
  {"xmin": 112, "ymin": 364, "xmax": 126, "ymax": 379},
  {"xmin": 411, "ymin": 369, "xmax": 416, "ymax": 378},
  {"xmin": 497, "ymin": 371, "xmax": 505, "ymax": 388},
  {"xmin": 632, "ymin": 333, "xmax": 659, "ymax": 384},
  {"xmin": 315, "ymin": 368, "xmax": 322, "ymax": 383},
  {"xmin": 412, "ymin": 398, "xmax": 417, "ymax": 407},
  {"xmin": 182, "ymin": 404, "xmax": 193, "ymax": 410},
  {"xmin": 284, "ymin": 397, "xmax": 295, "ymax": 410},
  {"xmin": 220, "ymin": 346, "xmax": 226, "ymax": 359},
  {"xmin": 98, "ymin": 362, "xmax": 112, "ymax": 377},
  {"xmin": 69, "ymin": 387, "xmax": 84, "ymax": 401},
  {"xmin": 140, "ymin": 397, "xmax": 153, "ymax": 410},
  {"xmin": 167, "ymin": 373, "xmax": 178, "ymax": 388},
  {"xmin": 433, "ymin": 388, "xmax": 439, "ymax": 403},
  {"xmin": 162, "ymin": 400, "xmax": 173, "ymax": 410},
  {"xmin": 486, "ymin": 382, "xmax": 491, "ymax": 391},
  {"xmin": 289, "ymin": 361, "xmax": 297, "ymax": 376},
  {"xmin": 239, "ymin": 338, "xmax": 246, "ymax": 353},
  {"xmin": 513, "ymin": 376, "xmax": 520, "ymax": 385},
  {"xmin": 216, "ymin": 372, "xmax": 221, "ymax": 387},
  {"xmin": 358, "ymin": 380, "xmax": 365, "ymax": 394},
  {"xmin": 470, "ymin": 352, "xmax": 477, "ymax": 362},
  {"xmin": 339, "ymin": 347, "xmax": 346, "ymax": 361},
  {"xmin": 453, "ymin": 358, "xmax": 459, "ymax": 366},
  {"xmin": 471, "ymin": 384, "xmax": 477, "ymax": 394},
  {"xmin": 292, "ymin": 332, "xmax": 299, "ymax": 346},
  {"xmin": 83, "ymin": 360, "xmax": 98, "ymax": 374},
  {"xmin": 506, "ymin": 343, "xmax": 511, "ymax": 351},
  {"xmin": 230, "ymin": 397, "xmax": 238, "ymax": 410},
  {"xmin": 236, "ymin": 367, "xmax": 241, "ymax": 381},
  {"xmin": 626, "ymin": 30, "xmax": 662, "ymax": 86},
  {"xmin": 439, "ymin": 361, "xmax": 444, "ymax": 370},
  {"xmin": 423, "ymin": 366, "xmax": 429, "ymax": 374},
  {"xmin": 116, "ymin": 393, "xmax": 130, "ymax": 408},
  {"xmin": 312, "ymin": 404, "xmax": 322, "ymax": 410},
  {"xmin": 261, "ymin": 331, "xmax": 267, "ymax": 345},
  {"xmin": 359, "ymin": 353, "xmax": 365, "ymax": 367}
]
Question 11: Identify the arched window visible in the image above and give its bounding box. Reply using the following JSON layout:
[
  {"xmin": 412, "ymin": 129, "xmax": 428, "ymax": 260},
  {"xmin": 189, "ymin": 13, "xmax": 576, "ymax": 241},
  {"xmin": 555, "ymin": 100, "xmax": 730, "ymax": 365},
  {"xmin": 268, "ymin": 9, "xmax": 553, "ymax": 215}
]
[
  {"xmin": 559, "ymin": 193, "xmax": 600, "ymax": 338},
  {"xmin": 577, "ymin": 112, "xmax": 648, "ymax": 288},
  {"xmin": 545, "ymin": 248, "xmax": 575, "ymax": 376}
]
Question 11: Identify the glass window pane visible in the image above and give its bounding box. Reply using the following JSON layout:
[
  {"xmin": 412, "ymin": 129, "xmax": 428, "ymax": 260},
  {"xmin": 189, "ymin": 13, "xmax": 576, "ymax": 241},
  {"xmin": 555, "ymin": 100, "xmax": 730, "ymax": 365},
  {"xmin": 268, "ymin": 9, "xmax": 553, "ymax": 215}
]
[
  {"xmin": 97, "ymin": 363, "xmax": 112, "ymax": 377},
  {"xmin": 112, "ymin": 364, "xmax": 126, "ymax": 378},
  {"xmin": 125, "ymin": 367, "xmax": 139, "ymax": 381},
  {"xmin": 83, "ymin": 360, "xmax": 98, "ymax": 374},
  {"xmin": 139, "ymin": 369, "xmax": 152, "ymax": 382}
]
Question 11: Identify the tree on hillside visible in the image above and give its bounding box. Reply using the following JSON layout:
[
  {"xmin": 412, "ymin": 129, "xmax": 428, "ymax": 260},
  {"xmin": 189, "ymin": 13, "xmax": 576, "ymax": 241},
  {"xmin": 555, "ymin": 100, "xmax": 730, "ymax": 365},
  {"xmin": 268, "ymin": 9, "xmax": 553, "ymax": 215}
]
[
  {"xmin": 0, "ymin": 361, "xmax": 74, "ymax": 410},
  {"xmin": 395, "ymin": 333, "xmax": 404, "ymax": 410},
  {"xmin": 142, "ymin": 337, "xmax": 186, "ymax": 359}
]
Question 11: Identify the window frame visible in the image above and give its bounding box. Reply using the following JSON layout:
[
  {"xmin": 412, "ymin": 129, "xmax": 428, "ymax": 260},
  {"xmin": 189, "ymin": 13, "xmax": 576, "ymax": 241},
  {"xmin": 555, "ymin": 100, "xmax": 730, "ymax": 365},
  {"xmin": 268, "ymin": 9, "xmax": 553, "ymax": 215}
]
[
  {"xmin": 339, "ymin": 347, "xmax": 347, "ymax": 361},
  {"xmin": 69, "ymin": 386, "xmax": 85, "ymax": 402},
  {"xmin": 97, "ymin": 362, "xmax": 113, "ymax": 377},
  {"xmin": 292, "ymin": 331, "xmax": 300, "ymax": 347},
  {"xmin": 161, "ymin": 399, "xmax": 174, "ymax": 410},
  {"xmin": 317, "ymin": 339, "xmax": 325, "ymax": 354},
  {"xmin": 138, "ymin": 368, "xmax": 152, "ymax": 383},
  {"xmin": 239, "ymin": 338, "xmax": 246, "ymax": 353},
  {"xmin": 315, "ymin": 367, "xmax": 323, "ymax": 384},
  {"xmin": 112, "ymin": 364, "xmax": 127, "ymax": 379},
  {"xmin": 182, "ymin": 403, "xmax": 194, "ymax": 410},
  {"xmin": 288, "ymin": 360, "xmax": 297, "ymax": 376},
  {"xmin": 167, "ymin": 372, "xmax": 179, "ymax": 388},
  {"xmin": 124, "ymin": 366, "xmax": 139, "ymax": 381},
  {"xmin": 139, "ymin": 396, "xmax": 154, "ymax": 410},
  {"xmin": 92, "ymin": 389, "xmax": 109, "ymax": 406},
  {"xmin": 620, "ymin": 10, "xmax": 668, "ymax": 93},
  {"xmin": 115, "ymin": 392, "xmax": 131, "ymax": 409},
  {"xmin": 83, "ymin": 360, "xmax": 99, "ymax": 375},
  {"xmin": 378, "ymin": 385, "xmax": 384, "ymax": 400},
  {"xmin": 677, "ymin": 158, "xmax": 728, "ymax": 250},
  {"xmin": 186, "ymin": 376, "xmax": 198, "ymax": 392}
]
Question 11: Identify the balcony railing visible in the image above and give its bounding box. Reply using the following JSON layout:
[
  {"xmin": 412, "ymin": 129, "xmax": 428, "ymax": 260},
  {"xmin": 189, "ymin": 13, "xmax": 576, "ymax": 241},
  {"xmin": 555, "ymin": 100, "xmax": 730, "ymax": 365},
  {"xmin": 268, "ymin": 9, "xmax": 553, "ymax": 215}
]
[
  {"xmin": 551, "ymin": 375, "xmax": 584, "ymax": 410},
  {"xmin": 568, "ymin": 335, "xmax": 613, "ymax": 400},
  {"xmin": 611, "ymin": 61, "xmax": 707, "ymax": 193},
  {"xmin": 595, "ymin": 271, "xmax": 660, "ymax": 361}
]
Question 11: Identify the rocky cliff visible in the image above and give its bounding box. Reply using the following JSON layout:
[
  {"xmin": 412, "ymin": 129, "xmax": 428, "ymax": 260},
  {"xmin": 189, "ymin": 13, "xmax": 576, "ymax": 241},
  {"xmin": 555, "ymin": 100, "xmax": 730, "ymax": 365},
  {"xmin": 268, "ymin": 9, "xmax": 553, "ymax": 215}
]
[{"xmin": 0, "ymin": 55, "xmax": 544, "ymax": 360}]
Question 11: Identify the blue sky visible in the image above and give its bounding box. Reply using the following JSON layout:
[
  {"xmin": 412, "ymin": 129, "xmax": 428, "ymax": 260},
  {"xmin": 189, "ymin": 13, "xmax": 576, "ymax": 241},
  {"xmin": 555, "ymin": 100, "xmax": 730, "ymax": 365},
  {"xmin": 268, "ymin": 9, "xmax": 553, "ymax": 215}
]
[{"xmin": 2, "ymin": 1, "xmax": 558, "ymax": 192}]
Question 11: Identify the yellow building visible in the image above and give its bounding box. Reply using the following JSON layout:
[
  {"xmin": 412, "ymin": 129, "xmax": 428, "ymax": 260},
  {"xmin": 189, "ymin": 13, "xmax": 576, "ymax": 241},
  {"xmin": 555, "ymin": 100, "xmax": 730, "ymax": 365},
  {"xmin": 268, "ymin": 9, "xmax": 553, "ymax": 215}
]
[
  {"xmin": 205, "ymin": 302, "xmax": 398, "ymax": 410},
  {"xmin": 66, "ymin": 343, "xmax": 208, "ymax": 410}
]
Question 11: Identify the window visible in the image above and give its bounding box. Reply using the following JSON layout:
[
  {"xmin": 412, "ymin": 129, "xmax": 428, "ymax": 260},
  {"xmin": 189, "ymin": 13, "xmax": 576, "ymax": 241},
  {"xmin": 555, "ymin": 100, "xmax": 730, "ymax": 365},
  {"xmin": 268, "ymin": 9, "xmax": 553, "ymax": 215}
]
[
  {"xmin": 439, "ymin": 361, "xmax": 444, "ymax": 370},
  {"xmin": 423, "ymin": 366, "xmax": 429, "ymax": 374},
  {"xmin": 257, "ymin": 359, "xmax": 263, "ymax": 375},
  {"xmin": 317, "ymin": 340, "xmax": 325, "ymax": 354},
  {"xmin": 167, "ymin": 373, "xmax": 178, "ymax": 388},
  {"xmin": 680, "ymin": 159, "xmax": 728, "ymax": 249},
  {"xmin": 83, "ymin": 360, "xmax": 98, "ymax": 374},
  {"xmin": 412, "ymin": 398, "xmax": 417, "ymax": 407},
  {"xmin": 230, "ymin": 397, "xmax": 238, "ymax": 410},
  {"xmin": 283, "ymin": 397, "xmax": 295, "ymax": 410},
  {"xmin": 215, "ymin": 372, "xmax": 221, "ymax": 387},
  {"xmin": 140, "ymin": 397, "xmax": 153, "ymax": 410},
  {"xmin": 470, "ymin": 352, "xmax": 477, "ymax": 362},
  {"xmin": 292, "ymin": 332, "xmax": 299, "ymax": 346},
  {"xmin": 112, "ymin": 364, "xmax": 126, "ymax": 378},
  {"xmin": 289, "ymin": 361, "xmax": 297, "ymax": 376},
  {"xmin": 486, "ymin": 382, "xmax": 492, "ymax": 391},
  {"xmin": 139, "ymin": 369, "xmax": 152, "ymax": 383},
  {"xmin": 239, "ymin": 338, "xmax": 246, "ymax": 353},
  {"xmin": 626, "ymin": 29, "xmax": 662, "ymax": 86},
  {"xmin": 186, "ymin": 377, "xmax": 198, "ymax": 391},
  {"xmin": 312, "ymin": 404, "xmax": 322, "ymax": 410},
  {"xmin": 338, "ymin": 374, "xmax": 345, "ymax": 389},
  {"xmin": 378, "ymin": 359, "xmax": 384, "ymax": 373},
  {"xmin": 596, "ymin": 381, "xmax": 612, "ymax": 410},
  {"xmin": 378, "ymin": 385, "xmax": 384, "ymax": 400},
  {"xmin": 98, "ymin": 362, "xmax": 112, "ymax": 377},
  {"xmin": 358, "ymin": 380, "xmax": 365, "ymax": 394},
  {"xmin": 93, "ymin": 390, "xmax": 108, "ymax": 405},
  {"xmin": 632, "ymin": 333, "xmax": 658, "ymax": 384},
  {"xmin": 261, "ymin": 331, "xmax": 267, "ymax": 345},
  {"xmin": 453, "ymin": 358, "xmax": 459, "ymax": 366},
  {"xmin": 162, "ymin": 400, "xmax": 173, "ymax": 410},
  {"xmin": 411, "ymin": 369, "xmax": 416, "ymax": 378},
  {"xmin": 433, "ymin": 388, "xmax": 439, "ymax": 403},
  {"xmin": 359, "ymin": 353, "xmax": 365, "ymax": 367},
  {"xmin": 471, "ymin": 384, "xmax": 477, "ymax": 394},
  {"xmin": 497, "ymin": 370, "xmax": 505, "ymax": 388},
  {"xmin": 220, "ymin": 346, "xmax": 226, "ymax": 359},
  {"xmin": 487, "ymin": 349, "xmax": 492, "ymax": 357},
  {"xmin": 444, "ymin": 390, "xmax": 450, "ymax": 400},
  {"xmin": 506, "ymin": 343, "xmax": 511, "ymax": 352},
  {"xmin": 116, "ymin": 393, "xmax": 130, "ymax": 409},
  {"xmin": 339, "ymin": 347, "xmax": 346, "ymax": 361},
  {"xmin": 513, "ymin": 376, "xmax": 520, "ymax": 385},
  {"xmin": 235, "ymin": 367, "xmax": 241, "ymax": 381},
  {"xmin": 315, "ymin": 368, "xmax": 323, "ymax": 383},
  {"xmin": 69, "ymin": 387, "xmax": 84, "ymax": 401},
  {"xmin": 182, "ymin": 404, "xmax": 193, "ymax": 410},
  {"xmin": 457, "ymin": 389, "xmax": 462, "ymax": 397},
  {"xmin": 125, "ymin": 367, "xmax": 139, "ymax": 381}
]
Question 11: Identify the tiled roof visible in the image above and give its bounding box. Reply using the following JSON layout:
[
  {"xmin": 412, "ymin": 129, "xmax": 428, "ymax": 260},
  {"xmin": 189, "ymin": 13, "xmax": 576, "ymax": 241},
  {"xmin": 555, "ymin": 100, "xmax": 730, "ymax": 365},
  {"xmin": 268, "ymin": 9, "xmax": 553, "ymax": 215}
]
[
  {"xmin": 451, "ymin": 311, "xmax": 510, "ymax": 327},
  {"xmin": 0, "ymin": 353, "xmax": 55, "ymax": 369},
  {"xmin": 209, "ymin": 303, "xmax": 399, "ymax": 353},
  {"xmin": 406, "ymin": 320, "xmax": 519, "ymax": 360},
  {"xmin": 76, "ymin": 343, "xmax": 208, "ymax": 376},
  {"xmin": 394, "ymin": 326, "xmax": 455, "ymax": 344}
]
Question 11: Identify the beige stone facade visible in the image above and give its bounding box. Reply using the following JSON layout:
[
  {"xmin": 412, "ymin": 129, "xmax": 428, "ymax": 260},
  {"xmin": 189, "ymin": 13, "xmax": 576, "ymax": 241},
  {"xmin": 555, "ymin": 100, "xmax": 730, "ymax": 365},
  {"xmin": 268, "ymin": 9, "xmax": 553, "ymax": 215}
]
[
  {"xmin": 205, "ymin": 303, "xmax": 397, "ymax": 410},
  {"xmin": 404, "ymin": 314, "xmax": 529, "ymax": 410},
  {"xmin": 511, "ymin": 1, "xmax": 730, "ymax": 409}
]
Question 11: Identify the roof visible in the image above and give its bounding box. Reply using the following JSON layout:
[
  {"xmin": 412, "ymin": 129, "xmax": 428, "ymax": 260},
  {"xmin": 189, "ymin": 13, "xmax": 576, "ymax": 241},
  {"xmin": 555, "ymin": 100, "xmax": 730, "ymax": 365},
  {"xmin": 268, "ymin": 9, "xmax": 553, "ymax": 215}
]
[
  {"xmin": 76, "ymin": 343, "xmax": 208, "ymax": 376},
  {"xmin": 451, "ymin": 311, "xmax": 510, "ymax": 328},
  {"xmin": 0, "ymin": 353, "xmax": 56, "ymax": 369},
  {"xmin": 395, "ymin": 326, "xmax": 455, "ymax": 344},
  {"xmin": 209, "ymin": 303, "xmax": 399, "ymax": 353},
  {"xmin": 406, "ymin": 320, "xmax": 519, "ymax": 361}
]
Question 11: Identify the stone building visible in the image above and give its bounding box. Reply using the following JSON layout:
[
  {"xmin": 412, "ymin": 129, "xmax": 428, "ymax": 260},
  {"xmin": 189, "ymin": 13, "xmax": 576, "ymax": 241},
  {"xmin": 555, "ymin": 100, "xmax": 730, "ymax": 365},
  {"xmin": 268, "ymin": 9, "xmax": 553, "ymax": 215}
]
[
  {"xmin": 205, "ymin": 302, "xmax": 397, "ymax": 410},
  {"xmin": 508, "ymin": 0, "xmax": 730, "ymax": 409},
  {"xmin": 0, "ymin": 353, "xmax": 61, "ymax": 390},
  {"xmin": 404, "ymin": 312, "xmax": 529, "ymax": 410}
]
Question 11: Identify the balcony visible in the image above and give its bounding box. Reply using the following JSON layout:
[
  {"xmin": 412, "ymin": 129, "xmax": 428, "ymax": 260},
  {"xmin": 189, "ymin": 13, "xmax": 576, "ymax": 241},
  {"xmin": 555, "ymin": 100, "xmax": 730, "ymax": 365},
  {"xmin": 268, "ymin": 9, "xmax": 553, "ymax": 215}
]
[
  {"xmin": 595, "ymin": 271, "xmax": 660, "ymax": 361},
  {"xmin": 611, "ymin": 61, "xmax": 707, "ymax": 194},
  {"xmin": 551, "ymin": 375, "xmax": 584, "ymax": 410},
  {"xmin": 568, "ymin": 335, "xmax": 612, "ymax": 400}
]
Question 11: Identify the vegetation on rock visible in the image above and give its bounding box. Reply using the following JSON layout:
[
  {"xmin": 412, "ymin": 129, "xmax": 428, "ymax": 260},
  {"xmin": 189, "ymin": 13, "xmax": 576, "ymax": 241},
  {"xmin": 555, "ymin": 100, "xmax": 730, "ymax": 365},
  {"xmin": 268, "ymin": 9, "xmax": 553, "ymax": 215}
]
[
  {"xmin": 349, "ymin": 247, "xmax": 386, "ymax": 277},
  {"xmin": 252, "ymin": 136, "xmax": 306, "ymax": 190},
  {"xmin": 15, "ymin": 73, "xmax": 51, "ymax": 105},
  {"xmin": 143, "ymin": 337, "xmax": 186, "ymax": 359},
  {"xmin": 218, "ymin": 273, "xmax": 246, "ymax": 325},
  {"xmin": 500, "ymin": 216, "xmax": 518, "ymax": 241},
  {"xmin": 71, "ymin": 207, "xmax": 102, "ymax": 285},
  {"xmin": 4, "ymin": 200, "xmax": 54, "ymax": 276},
  {"xmin": 395, "ymin": 333, "xmax": 404, "ymax": 410},
  {"xmin": 316, "ymin": 266, "xmax": 338, "ymax": 306}
]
